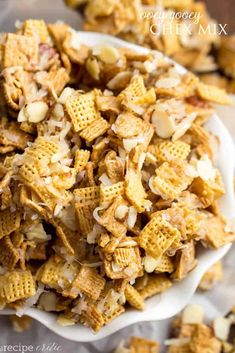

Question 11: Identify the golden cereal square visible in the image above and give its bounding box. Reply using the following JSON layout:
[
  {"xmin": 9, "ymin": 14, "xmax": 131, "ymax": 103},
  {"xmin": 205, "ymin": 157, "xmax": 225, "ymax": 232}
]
[
  {"xmin": 65, "ymin": 91, "xmax": 99, "ymax": 132},
  {"xmin": 125, "ymin": 284, "xmax": 145, "ymax": 311},
  {"xmin": 0, "ymin": 209, "xmax": 21, "ymax": 239},
  {"xmin": 74, "ymin": 149, "xmax": 90, "ymax": 173},
  {"xmin": 3, "ymin": 33, "xmax": 38, "ymax": 70},
  {"xmin": 138, "ymin": 217, "xmax": 180, "ymax": 259},
  {"xmin": 80, "ymin": 117, "xmax": 110, "ymax": 142},
  {"xmin": 100, "ymin": 182, "xmax": 124, "ymax": 205},
  {"xmin": 139, "ymin": 274, "xmax": 172, "ymax": 299},
  {"xmin": 0, "ymin": 236, "xmax": 19, "ymax": 269},
  {"xmin": 155, "ymin": 141, "xmax": 191, "ymax": 164},
  {"xmin": 23, "ymin": 19, "xmax": 50, "ymax": 43},
  {"xmin": 73, "ymin": 267, "xmax": 105, "ymax": 300},
  {"xmin": 0, "ymin": 270, "xmax": 36, "ymax": 303}
]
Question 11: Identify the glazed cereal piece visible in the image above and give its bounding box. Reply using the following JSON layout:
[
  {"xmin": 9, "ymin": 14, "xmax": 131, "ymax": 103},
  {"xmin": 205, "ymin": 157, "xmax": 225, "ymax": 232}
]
[
  {"xmin": 0, "ymin": 270, "xmax": 36, "ymax": 304},
  {"xmin": 189, "ymin": 324, "xmax": 222, "ymax": 353},
  {"xmin": 138, "ymin": 274, "xmax": 172, "ymax": 300},
  {"xmin": 100, "ymin": 182, "xmax": 125, "ymax": 206},
  {"xmin": 100, "ymin": 288, "xmax": 125, "ymax": 327},
  {"xmin": 125, "ymin": 169, "xmax": 150, "ymax": 213},
  {"xmin": 42, "ymin": 67, "xmax": 70, "ymax": 96},
  {"xmin": 74, "ymin": 149, "xmax": 90, "ymax": 173},
  {"xmin": 190, "ymin": 172, "xmax": 225, "ymax": 208},
  {"xmin": 47, "ymin": 22, "xmax": 70, "ymax": 51},
  {"xmin": 154, "ymin": 254, "xmax": 175, "ymax": 274},
  {"xmin": 62, "ymin": 30, "xmax": 90, "ymax": 65},
  {"xmin": 52, "ymin": 168, "xmax": 77, "ymax": 190},
  {"xmin": 130, "ymin": 336, "xmax": 160, "ymax": 353},
  {"xmin": 113, "ymin": 113, "xmax": 146, "ymax": 139},
  {"xmin": 65, "ymin": 91, "xmax": 99, "ymax": 132},
  {"xmin": 173, "ymin": 241, "xmax": 197, "ymax": 280},
  {"xmin": 0, "ymin": 208, "xmax": 21, "ymax": 239},
  {"xmin": 198, "ymin": 261, "xmax": 223, "ymax": 291},
  {"xmin": 79, "ymin": 302, "xmax": 105, "ymax": 332},
  {"xmin": 155, "ymin": 72, "xmax": 198, "ymax": 99},
  {"xmin": 50, "ymin": 218, "xmax": 77, "ymax": 255},
  {"xmin": 97, "ymin": 196, "xmax": 127, "ymax": 239},
  {"xmin": 196, "ymin": 82, "xmax": 232, "ymax": 105},
  {"xmin": 202, "ymin": 214, "xmax": 235, "ymax": 249},
  {"xmin": 9, "ymin": 315, "xmax": 32, "ymax": 333},
  {"xmin": 104, "ymin": 247, "xmax": 142, "ymax": 279},
  {"xmin": 154, "ymin": 140, "xmax": 191, "ymax": 164},
  {"xmin": 22, "ymin": 19, "xmax": 50, "ymax": 44},
  {"xmin": 150, "ymin": 160, "xmax": 194, "ymax": 200},
  {"xmin": 0, "ymin": 118, "xmax": 32, "ymax": 151},
  {"xmin": 39, "ymin": 255, "xmax": 80, "ymax": 295},
  {"xmin": 138, "ymin": 217, "xmax": 180, "ymax": 259},
  {"xmin": 0, "ymin": 186, "xmax": 12, "ymax": 210},
  {"xmin": 80, "ymin": 117, "xmax": 110, "ymax": 142},
  {"xmin": 125, "ymin": 284, "xmax": 145, "ymax": 311},
  {"xmin": 0, "ymin": 236, "xmax": 20, "ymax": 269},
  {"xmin": 188, "ymin": 123, "xmax": 214, "ymax": 159},
  {"xmin": 102, "ymin": 151, "xmax": 124, "ymax": 183},
  {"xmin": 3, "ymin": 33, "xmax": 38, "ymax": 70},
  {"xmin": 119, "ymin": 75, "xmax": 146, "ymax": 101},
  {"xmin": 74, "ymin": 186, "xmax": 100, "ymax": 235},
  {"xmin": 71, "ymin": 266, "xmax": 105, "ymax": 300}
]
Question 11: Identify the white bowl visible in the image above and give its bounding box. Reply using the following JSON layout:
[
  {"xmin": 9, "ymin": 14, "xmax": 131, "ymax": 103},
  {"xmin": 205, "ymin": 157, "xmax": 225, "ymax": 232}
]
[{"xmin": 1, "ymin": 32, "xmax": 235, "ymax": 342}]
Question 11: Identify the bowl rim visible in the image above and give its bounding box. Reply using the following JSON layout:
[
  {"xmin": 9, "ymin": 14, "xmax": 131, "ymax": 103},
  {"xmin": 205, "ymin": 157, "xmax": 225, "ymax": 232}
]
[{"xmin": 1, "ymin": 32, "xmax": 235, "ymax": 342}]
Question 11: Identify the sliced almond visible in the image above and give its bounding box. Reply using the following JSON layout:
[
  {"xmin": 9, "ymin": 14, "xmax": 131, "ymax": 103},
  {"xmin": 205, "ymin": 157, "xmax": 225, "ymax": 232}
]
[
  {"xmin": 97, "ymin": 45, "xmax": 120, "ymax": 64},
  {"xmin": 156, "ymin": 77, "xmax": 181, "ymax": 89},
  {"xmin": 58, "ymin": 87, "xmax": 75, "ymax": 104},
  {"xmin": 25, "ymin": 223, "xmax": 50, "ymax": 242},
  {"xmin": 182, "ymin": 304, "xmax": 204, "ymax": 324},
  {"xmin": 86, "ymin": 57, "xmax": 100, "ymax": 80},
  {"xmin": 38, "ymin": 292, "xmax": 58, "ymax": 311},
  {"xmin": 115, "ymin": 205, "xmax": 129, "ymax": 220},
  {"xmin": 107, "ymin": 71, "xmax": 132, "ymax": 90},
  {"xmin": 144, "ymin": 255, "xmax": 160, "ymax": 273},
  {"xmin": 18, "ymin": 107, "xmax": 28, "ymax": 122},
  {"xmin": 172, "ymin": 113, "xmax": 196, "ymax": 141},
  {"xmin": 53, "ymin": 103, "xmax": 64, "ymax": 119},
  {"xmin": 151, "ymin": 109, "xmax": 176, "ymax": 138},
  {"xmin": 127, "ymin": 206, "xmax": 137, "ymax": 228},
  {"xmin": 196, "ymin": 155, "xmax": 216, "ymax": 182},
  {"xmin": 26, "ymin": 101, "xmax": 48, "ymax": 123},
  {"xmin": 213, "ymin": 317, "xmax": 231, "ymax": 341}
]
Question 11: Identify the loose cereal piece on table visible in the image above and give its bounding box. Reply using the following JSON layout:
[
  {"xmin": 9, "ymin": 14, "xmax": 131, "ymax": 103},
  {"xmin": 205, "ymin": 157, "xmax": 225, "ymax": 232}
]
[
  {"xmin": 198, "ymin": 261, "xmax": 223, "ymax": 291},
  {"xmin": 130, "ymin": 336, "xmax": 160, "ymax": 353}
]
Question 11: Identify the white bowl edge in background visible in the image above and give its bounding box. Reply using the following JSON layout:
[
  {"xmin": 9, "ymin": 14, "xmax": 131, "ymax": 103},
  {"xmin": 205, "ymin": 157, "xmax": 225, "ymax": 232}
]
[{"xmin": 1, "ymin": 32, "xmax": 235, "ymax": 342}]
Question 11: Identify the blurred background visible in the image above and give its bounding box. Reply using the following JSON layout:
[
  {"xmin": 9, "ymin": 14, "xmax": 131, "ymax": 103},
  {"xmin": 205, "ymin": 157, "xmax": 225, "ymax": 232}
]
[
  {"xmin": 205, "ymin": 0, "xmax": 235, "ymax": 33},
  {"xmin": 0, "ymin": 0, "xmax": 234, "ymax": 33}
]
